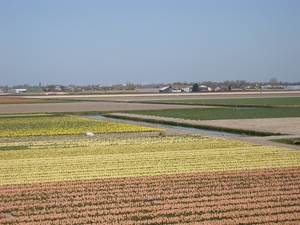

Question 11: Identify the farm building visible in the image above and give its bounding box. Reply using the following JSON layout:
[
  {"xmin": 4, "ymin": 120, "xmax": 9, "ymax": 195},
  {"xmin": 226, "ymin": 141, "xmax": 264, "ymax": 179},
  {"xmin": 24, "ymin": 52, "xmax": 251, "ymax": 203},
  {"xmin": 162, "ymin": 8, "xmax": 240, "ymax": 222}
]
[
  {"xmin": 26, "ymin": 87, "xmax": 43, "ymax": 93},
  {"xmin": 12, "ymin": 87, "xmax": 43, "ymax": 93},
  {"xmin": 181, "ymin": 86, "xmax": 192, "ymax": 92},
  {"xmin": 199, "ymin": 85, "xmax": 209, "ymax": 91},
  {"xmin": 12, "ymin": 89, "xmax": 27, "ymax": 93},
  {"xmin": 159, "ymin": 86, "xmax": 172, "ymax": 93}
]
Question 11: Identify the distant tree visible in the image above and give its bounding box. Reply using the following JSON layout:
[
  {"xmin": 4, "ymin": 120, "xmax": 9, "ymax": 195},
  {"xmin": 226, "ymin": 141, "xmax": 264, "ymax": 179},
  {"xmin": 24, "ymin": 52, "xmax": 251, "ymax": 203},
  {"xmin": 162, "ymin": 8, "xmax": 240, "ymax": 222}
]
[
  {"xmin": 240, "ymin": 80, "xmax": 247, "ymax": 87},
  {"xmin": 270, "ymin": 77, "xmax": 278, "ymax": 86},
  {"xmin": 192, "ymin": 83, "xmax": 199, "ymax": 92},
  {"xmin": 74, "ymin": 87, "xmax": 80, "ymax": 92},
  {"xmin": 48, "ymin": 85, "xmax": 56, "ymax": 92},
  {"xmin": 202, "ymin": 81, "xmax": 213, "ymax": 88},
  {"xmin": 221, "ymin": 80, "xmax": 229, "ymax": 90}
]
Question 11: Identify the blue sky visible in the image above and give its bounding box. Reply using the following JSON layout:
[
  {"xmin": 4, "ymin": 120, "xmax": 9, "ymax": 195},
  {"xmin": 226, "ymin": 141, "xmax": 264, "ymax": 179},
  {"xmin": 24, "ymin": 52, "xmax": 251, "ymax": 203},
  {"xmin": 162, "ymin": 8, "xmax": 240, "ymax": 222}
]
[{"xmin": 1, "ymin": 0, "xmax": 299, "ymax": 86}]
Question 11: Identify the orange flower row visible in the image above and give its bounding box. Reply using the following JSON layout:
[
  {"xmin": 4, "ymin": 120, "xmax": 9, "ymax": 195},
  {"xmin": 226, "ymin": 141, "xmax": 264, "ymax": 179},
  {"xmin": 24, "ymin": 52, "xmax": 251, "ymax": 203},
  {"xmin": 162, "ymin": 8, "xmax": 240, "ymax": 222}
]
[{"xmin": 1, "ymin": 167, "xmax": 300, "ymax": 224}]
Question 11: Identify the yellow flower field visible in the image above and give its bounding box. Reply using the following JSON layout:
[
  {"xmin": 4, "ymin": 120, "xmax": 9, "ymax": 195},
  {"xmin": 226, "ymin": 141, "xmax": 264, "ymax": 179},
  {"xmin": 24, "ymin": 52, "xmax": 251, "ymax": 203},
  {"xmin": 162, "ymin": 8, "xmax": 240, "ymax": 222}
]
[
  {"xmin": 0, "ymin": 114, "xmax": 163, "ymax": 137},
  {"xmin": 1, "ymin": 135, "xmax": 299, "ymax": 185}
]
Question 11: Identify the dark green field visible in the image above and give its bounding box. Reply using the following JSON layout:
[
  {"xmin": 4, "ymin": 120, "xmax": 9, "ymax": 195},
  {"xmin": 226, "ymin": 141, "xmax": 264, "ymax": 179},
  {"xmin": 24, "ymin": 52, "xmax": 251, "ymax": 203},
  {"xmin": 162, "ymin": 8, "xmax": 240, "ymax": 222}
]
[
  {"xmin": 141, "ymin": 97, "xmax": 300, "ymax": 107},
  {"xmin": 126, "ymin": 107, "xmax": 300, "ymax": 120}
]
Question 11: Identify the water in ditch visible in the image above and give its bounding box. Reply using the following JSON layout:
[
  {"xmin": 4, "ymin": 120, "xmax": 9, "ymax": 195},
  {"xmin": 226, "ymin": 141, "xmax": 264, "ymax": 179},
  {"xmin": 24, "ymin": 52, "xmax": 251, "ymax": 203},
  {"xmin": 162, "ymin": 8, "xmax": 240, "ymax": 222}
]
[{"xmin": 85, "ymin": 115, "xmax": 245, "ymax": 137}]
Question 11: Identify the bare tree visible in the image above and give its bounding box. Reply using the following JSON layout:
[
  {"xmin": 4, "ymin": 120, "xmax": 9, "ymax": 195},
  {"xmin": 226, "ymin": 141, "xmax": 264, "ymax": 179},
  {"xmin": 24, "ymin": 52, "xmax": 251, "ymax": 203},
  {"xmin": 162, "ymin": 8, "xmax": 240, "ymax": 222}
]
[{"xmin": 270, "ymin": 77, "xmax": 278, "ymax": 86}]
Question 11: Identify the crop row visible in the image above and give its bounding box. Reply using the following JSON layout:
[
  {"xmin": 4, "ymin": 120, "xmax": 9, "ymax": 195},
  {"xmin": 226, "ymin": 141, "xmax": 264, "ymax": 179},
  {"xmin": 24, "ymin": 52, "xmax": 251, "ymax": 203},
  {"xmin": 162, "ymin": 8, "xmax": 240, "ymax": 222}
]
[
  {"xmin": 0, "ymin": 135, "xmax": 254, "ymax": 159},
  {"xmin": 1, "ymin": 167, "xmax": 299, "ymax": 224},
  {"xmin": 1, "ymin": 136, "xmax": 299, "ymax": 185},
  {"xmin": 0, "ymin": 114, "xmax": 163, "ymax": 137}
]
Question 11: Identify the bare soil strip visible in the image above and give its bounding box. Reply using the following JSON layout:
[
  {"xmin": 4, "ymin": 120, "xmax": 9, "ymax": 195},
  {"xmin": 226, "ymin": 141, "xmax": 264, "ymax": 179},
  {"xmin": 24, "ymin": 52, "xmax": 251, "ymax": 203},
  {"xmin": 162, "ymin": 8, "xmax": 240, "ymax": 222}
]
[{"xmin": 0, "ymin": 102, "xmax": 208, "ymax": 114}]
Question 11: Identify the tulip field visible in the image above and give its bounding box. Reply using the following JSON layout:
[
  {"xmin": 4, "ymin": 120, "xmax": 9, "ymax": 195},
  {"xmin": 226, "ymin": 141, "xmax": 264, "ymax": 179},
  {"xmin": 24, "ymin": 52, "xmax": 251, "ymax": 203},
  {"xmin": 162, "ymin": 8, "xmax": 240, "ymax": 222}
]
[{"xmin": 1, "ymin": 133, "xmax": 300, "ymax": 224}]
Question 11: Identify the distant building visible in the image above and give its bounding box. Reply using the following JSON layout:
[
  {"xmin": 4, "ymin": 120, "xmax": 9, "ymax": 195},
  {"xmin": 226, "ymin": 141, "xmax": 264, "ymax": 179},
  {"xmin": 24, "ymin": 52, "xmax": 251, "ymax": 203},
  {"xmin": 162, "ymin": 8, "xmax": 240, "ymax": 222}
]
[
  {"xmin": 199, "ymin": 85, "xmax": 209, "ymax": 91},
  {"xmin": 181, "ymin": 87, "xmax": 192, "ymax": 93},
  {"xmin": 286, "ymin": 85, "xmax": 300, "ymax": 90},
  {"xmin": 159, "ymin": 86, "xmax": 172, "ymax": 93},
  {"xmin": 261, "ymin": 85, "xmax": 285, "ymax": 89},
  {"xmin": 13, "ymin": 89, "xmax": 27, "ymax": 93},
  {"xmin": 27, "ymin": 87, "xmax": 42, "ymax": 93},
  {"xmin": 11, "ymin": 87, "xmax": 45, "ymax": 93}
]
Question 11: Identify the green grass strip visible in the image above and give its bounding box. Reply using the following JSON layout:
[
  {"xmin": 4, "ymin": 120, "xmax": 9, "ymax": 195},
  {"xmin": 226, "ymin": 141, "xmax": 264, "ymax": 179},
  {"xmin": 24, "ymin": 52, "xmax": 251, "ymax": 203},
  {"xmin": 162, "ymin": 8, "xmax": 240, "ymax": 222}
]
[
  {"xmin": 141, "ymin": 97, "xmax": 300, "ymax": 107},
  {"xmin": 125, "ymin": 107, "xmax": 300, "ymax": 120},
  {"xmin": 271, "ymin": 138, "xmax": 300, "ymax": 146}
]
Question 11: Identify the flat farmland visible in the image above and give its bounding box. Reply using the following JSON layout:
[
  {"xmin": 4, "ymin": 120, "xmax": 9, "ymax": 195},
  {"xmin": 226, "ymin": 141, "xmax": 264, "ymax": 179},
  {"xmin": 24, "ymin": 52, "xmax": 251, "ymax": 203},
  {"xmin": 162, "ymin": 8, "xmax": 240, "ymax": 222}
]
[
  {"xmin": 1, "ymin": 135, "xmax": 300, "ymax": 224},
  {"xmin": 1, "ymin": 90, "xmax": 299, "ymax": 113},
  {"xmin": 1, "ymin": 91, "xmax": 300, "ymax": 224}
]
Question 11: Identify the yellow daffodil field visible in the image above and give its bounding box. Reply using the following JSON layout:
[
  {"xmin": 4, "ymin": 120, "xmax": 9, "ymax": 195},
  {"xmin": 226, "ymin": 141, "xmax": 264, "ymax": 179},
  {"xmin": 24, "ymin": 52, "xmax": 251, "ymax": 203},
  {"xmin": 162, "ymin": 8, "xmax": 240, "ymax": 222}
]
[
  {"xmin": 1, "ymin": 114, "xmax": 300, "ymax": 224},
  {"xmin": 0, "ymin": 114, "xmax": 163, "ymax": 137},
  {"xmin": 1, "ymin": 135, "xmax": 300, "ymax": 186}
]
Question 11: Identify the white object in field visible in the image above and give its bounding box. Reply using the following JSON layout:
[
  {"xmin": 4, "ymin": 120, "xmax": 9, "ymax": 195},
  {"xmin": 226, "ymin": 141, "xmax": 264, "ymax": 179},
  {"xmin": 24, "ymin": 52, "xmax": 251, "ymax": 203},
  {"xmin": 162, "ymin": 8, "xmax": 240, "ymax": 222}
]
[{"xmin": 85, "ymin": 132, "xmax": 94, "ymax": 137}]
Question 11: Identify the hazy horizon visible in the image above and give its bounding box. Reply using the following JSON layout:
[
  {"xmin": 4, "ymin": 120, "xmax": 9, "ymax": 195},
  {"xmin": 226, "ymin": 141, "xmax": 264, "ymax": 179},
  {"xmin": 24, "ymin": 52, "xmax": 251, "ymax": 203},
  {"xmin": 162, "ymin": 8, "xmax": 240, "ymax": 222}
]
[{"xmin": 1, "ymin": 0, "xmax": 299, "ymax": 86}]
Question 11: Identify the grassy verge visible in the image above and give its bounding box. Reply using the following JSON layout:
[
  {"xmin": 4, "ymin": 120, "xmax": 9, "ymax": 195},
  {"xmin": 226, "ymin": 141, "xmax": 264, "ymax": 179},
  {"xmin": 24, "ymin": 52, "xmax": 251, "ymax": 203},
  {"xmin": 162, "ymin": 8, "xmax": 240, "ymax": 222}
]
[{"xmin": 271, "ymin": 138, "xmax": 300, "ymax": 145}]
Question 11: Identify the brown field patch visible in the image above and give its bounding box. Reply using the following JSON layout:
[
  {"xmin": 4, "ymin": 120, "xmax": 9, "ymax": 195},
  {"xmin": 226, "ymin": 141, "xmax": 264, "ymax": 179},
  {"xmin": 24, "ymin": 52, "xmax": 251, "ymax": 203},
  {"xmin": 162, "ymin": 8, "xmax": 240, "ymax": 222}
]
[
  {"xmin": 0, "ymin": 97, "xmax": 31, "ymax": 103},
  {"xmin": 0, "ymin": 101, "xmax": 206, "ymax": 114}
]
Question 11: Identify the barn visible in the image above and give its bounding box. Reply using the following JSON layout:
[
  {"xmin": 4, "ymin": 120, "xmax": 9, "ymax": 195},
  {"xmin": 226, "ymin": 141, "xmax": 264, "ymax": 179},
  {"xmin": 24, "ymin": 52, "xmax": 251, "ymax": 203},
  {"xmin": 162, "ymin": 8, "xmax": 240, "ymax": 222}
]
[{"xmin": 159, "ymin": 86, "xmax": 172, "ymax": 93}]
